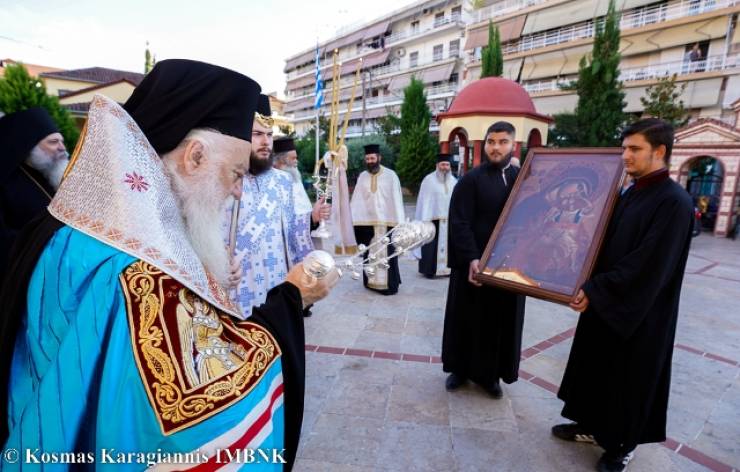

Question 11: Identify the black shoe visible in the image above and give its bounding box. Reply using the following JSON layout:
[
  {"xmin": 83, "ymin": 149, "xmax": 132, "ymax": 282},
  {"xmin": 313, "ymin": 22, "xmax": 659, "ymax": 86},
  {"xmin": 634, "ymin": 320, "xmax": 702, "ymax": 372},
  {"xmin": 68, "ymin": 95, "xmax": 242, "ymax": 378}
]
[
  {"xmin": 445, "ymin": 373, "xmax": 466, "ymax": 391},
  {"xmin": 303, "ymin": 308, "xmax": 312, "ymax": 317},
  {"xmin": 483, "ymin": 381, "xmax": 503, "ymax": 399},
  {"xmin": 596, "ymin": 450, "xmax": 634, "ymax": 472},
  {"xmin": 551, "ymin": 423, "xmax": 597, "ymax": 444}
]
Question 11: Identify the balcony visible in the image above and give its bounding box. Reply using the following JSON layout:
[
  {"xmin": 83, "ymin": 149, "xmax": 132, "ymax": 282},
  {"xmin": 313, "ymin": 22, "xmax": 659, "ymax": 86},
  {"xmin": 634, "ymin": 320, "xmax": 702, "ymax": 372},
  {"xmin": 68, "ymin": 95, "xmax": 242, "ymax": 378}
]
[
  {"xmin": 473, "ymin": 0, "xmax": 548, "ymax": 23},
  {"xmin": 502, "ymin": 0, "xmax": 737, "ymax": 56},
  {"xmin": 521, "ymin": 54, "xmax": 740, "ymax": 93},
  {"xmin": 619, "ymin": 54, "xmax": 739, "ymax": 81},
  {"xmin": 290, "ymin": 83, "xmax": 458, "ymax": 121}
]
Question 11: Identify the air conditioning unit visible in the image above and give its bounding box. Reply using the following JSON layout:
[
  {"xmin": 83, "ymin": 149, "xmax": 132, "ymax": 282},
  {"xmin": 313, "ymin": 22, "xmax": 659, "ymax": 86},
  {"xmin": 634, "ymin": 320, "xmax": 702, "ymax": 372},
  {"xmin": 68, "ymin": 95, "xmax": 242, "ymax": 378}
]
[{"xmin": 396, "ymin": 48, "xmax": 406, "ymax": 58}]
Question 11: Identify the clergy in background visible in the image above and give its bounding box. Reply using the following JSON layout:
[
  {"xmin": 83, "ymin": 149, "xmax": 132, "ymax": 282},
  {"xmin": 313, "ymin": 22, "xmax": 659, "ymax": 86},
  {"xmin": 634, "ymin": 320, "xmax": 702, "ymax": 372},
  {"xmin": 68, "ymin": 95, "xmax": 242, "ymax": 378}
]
[
  {"xmin": 230, "ymin": 95, "xmax": 314, "ymax": 318},
  {"xmin": 553, "ymin": 119, "xmax": 694, "ymax": 472},
  {"xmin": 273, "ymin": 136, "xmax": 330, "ymax": 318},
  {"xmin": 350, "ymin": 143, "xmax": 405, "ymax": 295},
  {"xmin": 0, "ymin": 107, "xmax": 68, "ymax": 277},
  {"xmin": 442, "ymin": 121, "xmax": 525, "ymax": 399},
  {"xmin": 273, "ymin": 136, "xmax": 330, "ymax": 234},
  {"xmin": 414, "ymin": 153, "xmax": 457, "ymax": 278},
  {"xmin": 0, "ymin": 60, "xmax": 338, "ymax": 470}
]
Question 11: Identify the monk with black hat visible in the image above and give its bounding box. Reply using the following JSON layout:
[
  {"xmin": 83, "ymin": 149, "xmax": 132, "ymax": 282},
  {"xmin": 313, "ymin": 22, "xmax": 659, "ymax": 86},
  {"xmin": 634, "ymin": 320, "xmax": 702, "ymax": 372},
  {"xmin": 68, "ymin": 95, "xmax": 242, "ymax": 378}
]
[
  {"xmin": 0, "ymin": 59, "xmax": 338, "ymax": 470},
  {"xmin": 0, "ymin": 107, "xmax": 68, "ymax": 277},
  {"xmin": 414, "ymin": 153, "xmax": 457, "ymax": 278}
]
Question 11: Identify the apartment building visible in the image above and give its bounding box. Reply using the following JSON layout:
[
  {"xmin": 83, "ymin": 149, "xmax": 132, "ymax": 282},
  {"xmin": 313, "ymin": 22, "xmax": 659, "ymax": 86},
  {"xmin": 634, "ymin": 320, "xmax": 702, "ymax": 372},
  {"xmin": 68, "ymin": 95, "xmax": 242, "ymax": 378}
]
[
  {"xmin": 464, "ymin": 0, "xmax": 740, "ymax": 123},
  {"xmin": 283, "ymin": 0, "xmax": 466, "ymax": 137}
]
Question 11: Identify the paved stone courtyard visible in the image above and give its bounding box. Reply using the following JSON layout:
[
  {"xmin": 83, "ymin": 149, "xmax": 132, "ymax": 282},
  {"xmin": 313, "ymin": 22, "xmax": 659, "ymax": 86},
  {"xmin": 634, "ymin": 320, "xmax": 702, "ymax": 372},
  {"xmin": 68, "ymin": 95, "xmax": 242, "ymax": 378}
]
[{"xmin": 293, "ymin": 215, "xmax": 740, "ymax": 472}]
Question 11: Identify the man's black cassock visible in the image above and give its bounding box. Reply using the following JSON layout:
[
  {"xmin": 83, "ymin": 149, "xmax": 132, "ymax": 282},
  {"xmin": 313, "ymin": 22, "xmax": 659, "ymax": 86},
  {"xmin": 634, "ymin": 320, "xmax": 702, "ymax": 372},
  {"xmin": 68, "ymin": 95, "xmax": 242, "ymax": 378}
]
[
  {"xmin": 354, "ymin": 225, "xmax": 401, "ymax": 295},
  {"xmin": 558, "ymin": 169, "xmax": 693, "ymax": 451},
  {"xmin": 0, "ymin": 212, "xmax": 307, "ymax": 471},
  {"xmin": 418, "ymin": 219, "xmax": 441, "ymax": 277},
  {"xmin": 442, "ymin": 161, "xmax": 525, "ymax": 386},
  {"xmin": 0, "ymin": 164, "xmax": 54, "ymax": 279}
]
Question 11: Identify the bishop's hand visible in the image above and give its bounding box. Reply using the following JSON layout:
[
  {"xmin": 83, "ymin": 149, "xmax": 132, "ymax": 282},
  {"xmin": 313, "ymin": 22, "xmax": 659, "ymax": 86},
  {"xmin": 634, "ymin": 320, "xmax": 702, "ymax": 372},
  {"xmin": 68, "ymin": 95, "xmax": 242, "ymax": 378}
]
[{"xmin": 285, "ymin": 262, "xmax": 340, "ymax": 308}]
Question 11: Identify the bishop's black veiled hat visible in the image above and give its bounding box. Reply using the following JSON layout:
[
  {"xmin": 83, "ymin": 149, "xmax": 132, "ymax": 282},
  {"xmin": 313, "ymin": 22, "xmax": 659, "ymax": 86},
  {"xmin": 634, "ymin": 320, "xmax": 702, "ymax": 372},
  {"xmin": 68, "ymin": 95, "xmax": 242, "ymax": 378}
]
[{"xmin": 123, "ymin": 59, "xmax": 261, "ymax": 154}]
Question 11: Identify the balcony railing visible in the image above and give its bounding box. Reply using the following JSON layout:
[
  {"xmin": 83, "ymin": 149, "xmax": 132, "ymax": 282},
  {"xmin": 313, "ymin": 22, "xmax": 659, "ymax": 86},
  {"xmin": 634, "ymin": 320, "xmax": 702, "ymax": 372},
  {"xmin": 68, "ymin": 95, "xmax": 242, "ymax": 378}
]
[
  {"xmin": 502, "ymin": 0, "xmax": 736, "ymax": 55},
  {"xmin": 619, "ymin": 54, "xmax": 738, "ymax": 81},
  {"xmin": 426, "ymin": 83, "xmax": 459, "ymax": 95},
  {"xmin": 473, "ymin": 0, "xmax": 548, "ymax": 23},
  {"xmin": 290, "ymin": 84, "xmax": 457, "ymax": 120},
  {"xmin": 521, "ymin": 54, "xmax": 739, "ymax": 93},
  {"xmin": 287, "ymin": 13, "xmax": 465, "ymax": 81}
]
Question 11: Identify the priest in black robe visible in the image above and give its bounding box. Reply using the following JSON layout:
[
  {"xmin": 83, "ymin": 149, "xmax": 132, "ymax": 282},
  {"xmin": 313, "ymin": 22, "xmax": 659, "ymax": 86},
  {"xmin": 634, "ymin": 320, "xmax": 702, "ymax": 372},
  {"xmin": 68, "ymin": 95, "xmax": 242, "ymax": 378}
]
[
  {"xmin": 0, "ymin": 107, "xmax": 68, "ymax": 278},
  {"xmin": 442, "ymin": 121, "xmax": 525, "ymax": 398},
  {"xmin": 0, "ymin": 60, "xmax": 338, "ymax": 471},
  {"xmin": 553, "ymin": 118, "xmax": 694, "ymax": 472}
]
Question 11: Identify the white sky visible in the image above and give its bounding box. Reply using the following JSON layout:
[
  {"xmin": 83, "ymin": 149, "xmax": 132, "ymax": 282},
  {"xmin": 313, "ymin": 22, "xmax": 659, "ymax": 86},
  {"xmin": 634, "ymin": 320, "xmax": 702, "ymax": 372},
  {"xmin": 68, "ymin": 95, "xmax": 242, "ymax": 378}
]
[{"xmin": 0, "ymin": 0, "xmax": 417, "ymax": 97}]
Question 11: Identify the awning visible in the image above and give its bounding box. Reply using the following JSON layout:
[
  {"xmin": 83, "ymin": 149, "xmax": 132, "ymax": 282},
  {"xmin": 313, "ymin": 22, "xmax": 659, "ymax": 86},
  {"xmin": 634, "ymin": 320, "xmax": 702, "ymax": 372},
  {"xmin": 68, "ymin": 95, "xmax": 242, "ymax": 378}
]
[
  {"xmin": 340, "ymin": 60, "xmax": 364, "ymax": 76},
  {"xmin": 521, "ymin": 45, "xmax": 589, "ymax": 80},
  {"xmin": 465, "ymin": 15, "xmax": 526, "ymax": 50},
  {"xmin": 361, "ymin": 49, "xmax": 392, "ymax": 69},
  {"xmin": 363, "ymin": 20, "xmax": 390, "ymax": 40},
  {"xmin": 284, "ymin": 95, "xmax": 315, "ymax": 113},
  {"xmin": 502, "ymin": 58, "xmax": 523, "ymax": 81},
  {"xmin": 522, "ymin": 0, "xmax": 605, "ymax": 36},
  {"xmin": 287, "ymin": 74, "xmax": 315, "ymax": 89},
  {"xmin": 531, "ymin": 93, "xmax": 578, "ymax": 115},
  {"xmin": 389, "ymin": 73, "xmax": 415, "ymax": 91},
  {"xmin": 464, "ymin": 26, "xmax": 488, "ymax": 50},
  {"xmin": 285, "ymin": 50, "xmax": 314, "ymax": 72},
  {"xmin": 422, "ymin": 62, "xmax": 456, "ymax": 83},
  {"xmin": 349, "ymin": 107, "xmax": 389, "ymax": 120}
]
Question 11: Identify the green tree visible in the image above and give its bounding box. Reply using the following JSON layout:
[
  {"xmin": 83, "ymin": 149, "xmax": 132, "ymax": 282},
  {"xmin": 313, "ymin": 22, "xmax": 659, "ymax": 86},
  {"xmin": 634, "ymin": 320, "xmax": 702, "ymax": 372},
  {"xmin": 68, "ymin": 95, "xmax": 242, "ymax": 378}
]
[
  {"xmin": 145, "ymin": 41, "xmax": 156, "ymax": 73},
  {"xmin": 639, "ymin": 74, "xmax": 688, "ymax": 128},
  {"xmin": 395, "ymin": 77, "xmax": 436, "ymax": 191},
  {"xmin": 294, "ymin": 115, "xmax": 330, "ymax": 175},
  {"xmin": 552, "ymin": 0, "xmax": 625, "ymax": 146},
  {"xmin": 0, "ymin": 63, "xmax": 80, "ymax": 150},
  {"xmin": 549, "ymin": 112, "xmax": 580, "ymax": 147},
  {"xmin": 374, "ymin": 111, "xmax": 401, "ymax": 157},
  {"xmin": 480, "ymin": 21, "xmax": 503, "ymax": 78}
]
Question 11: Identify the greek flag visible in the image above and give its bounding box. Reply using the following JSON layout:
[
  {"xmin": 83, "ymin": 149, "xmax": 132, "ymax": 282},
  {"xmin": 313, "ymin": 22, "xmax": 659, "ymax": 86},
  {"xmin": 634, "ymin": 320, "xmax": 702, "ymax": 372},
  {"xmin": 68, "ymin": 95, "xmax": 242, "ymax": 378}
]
[{"xmin": 314, "ymin": 45, "xmax": 324, "ymax": 109}]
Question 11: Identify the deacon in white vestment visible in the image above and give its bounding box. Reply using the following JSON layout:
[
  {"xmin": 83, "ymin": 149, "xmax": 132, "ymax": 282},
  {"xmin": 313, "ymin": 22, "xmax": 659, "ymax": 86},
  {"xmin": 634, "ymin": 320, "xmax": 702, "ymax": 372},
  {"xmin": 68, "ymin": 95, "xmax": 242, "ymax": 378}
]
[
  {"xmin": 414, "ymin": 153, "xmax": 457, "ymax": 278},
  {"xmin": 350, "ymin": 143, "xmax": 405, "ymax": 295},
  {"xmin": 230, "ymin": 96, "xmax": 314, "ymax": 317}
]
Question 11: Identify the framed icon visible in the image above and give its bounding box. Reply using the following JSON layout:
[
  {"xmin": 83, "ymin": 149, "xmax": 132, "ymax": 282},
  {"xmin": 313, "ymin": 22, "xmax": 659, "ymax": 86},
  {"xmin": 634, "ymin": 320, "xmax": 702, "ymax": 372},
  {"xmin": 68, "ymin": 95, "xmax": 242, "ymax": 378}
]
[{"xmin": 476, "ymin": 148, "xmax": 625, "ymax": 304}]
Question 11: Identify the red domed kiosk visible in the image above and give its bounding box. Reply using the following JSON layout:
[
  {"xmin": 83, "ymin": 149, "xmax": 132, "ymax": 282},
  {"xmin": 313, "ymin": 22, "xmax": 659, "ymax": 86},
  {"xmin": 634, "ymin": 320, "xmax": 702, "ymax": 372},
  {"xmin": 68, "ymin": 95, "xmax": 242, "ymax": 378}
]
[{"xmin": 437, "ymin": 77, "xmax": 552, "ymax": 173}]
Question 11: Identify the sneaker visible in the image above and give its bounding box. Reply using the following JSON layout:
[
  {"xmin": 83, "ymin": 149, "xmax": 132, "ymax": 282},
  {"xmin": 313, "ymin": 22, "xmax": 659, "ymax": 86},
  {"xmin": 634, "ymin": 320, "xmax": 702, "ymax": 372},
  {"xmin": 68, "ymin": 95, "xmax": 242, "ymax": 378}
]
[
  {"xmin": 483, "ymin": 381, "xmax": 503, "ymax": 399},
  {"xmin": 551, "ymin": 423, "xmax": 596, "ymax": 444},
  {"xmin": 596, "ymin": 450, "xmax": 634, "ymax": 472},
  {"xmin": 445, "ymin": 373, "xmax": 467, "ymax": 391}
]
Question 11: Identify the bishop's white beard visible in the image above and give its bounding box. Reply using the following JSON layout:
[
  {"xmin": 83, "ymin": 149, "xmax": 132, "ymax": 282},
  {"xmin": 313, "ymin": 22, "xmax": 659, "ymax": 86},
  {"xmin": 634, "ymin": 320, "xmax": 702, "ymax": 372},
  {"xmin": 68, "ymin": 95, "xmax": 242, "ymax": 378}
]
[
  {"xmin": 26, "ymin": 145, "xmax": 69, "ymax": 190},
  {"xmin": 286, "ymin": 165, "xmax": 302, "ymax": 184},
  {"xmin": 166, "ymin": 162, "xmax": 231, "ymax": 286},
  {"xmin": 435, "ymin": 170, "xmax": 449, "ymax": 183}
]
